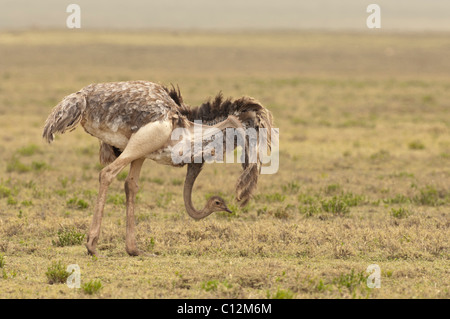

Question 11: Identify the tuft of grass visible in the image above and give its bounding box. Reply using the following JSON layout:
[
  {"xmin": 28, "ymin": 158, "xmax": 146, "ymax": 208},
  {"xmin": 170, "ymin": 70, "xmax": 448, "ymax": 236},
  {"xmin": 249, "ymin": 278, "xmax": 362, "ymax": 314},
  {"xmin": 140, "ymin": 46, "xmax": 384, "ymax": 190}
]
[
  {"xmin": 31, "ymin": 161, "xmax": 48, "ymax": 171},
  {"xmin": 20, "ymin": 200, "xmax": 33, "ymax": 207},
  {"xmin": 325, "ymin": 183, "xmax": 341, "ymax": 195},
  {"xmin": 66, "ymin": 197, "xmax": 89, "ymax": 210},
  {"xmin": 146, "ymin": 237, "xmax": 155, "ymax": 251},
  {"xmin": 58, "ymin": 177, "xmax": 69, "ymax": 188},
  {"xmin": 267, "ymin": 288, "xmax": 295, "ymax": 299},
  {"xmin": 0, "ymin": 185, "xmax": 12, "ymax": 198},
  {"xmin": 200, "ymin": 279, "xmax": 232, "ymax": 292},
  {"xmin": 7, "ymin": 196, "xmax": 17, "ymax": 206},
  {"xmin": 370, "ymin": 149, "xmax": 390, "ymax": 162},
  {"xmin": 52, "ymin": 227, "xmax": 86, "ymax": 247},
  {"xmin": 107, "ymin": 194, "xmax": 125, "ymax": 206},
  {"xmin": 299, "ymin": 204, "xmax": 322, "ymax": 217},
  {"xmin": 0, "ymin": 254, "xmax": 5, "ymax": 268},
  {"xmin": 316, "ymin": 279, "xmax": 331, "ymax": 292},
  {"xmin": 45, "ymin": 261, "xmax": 70, "ymax": 284},
  {"xmin": 333, "ymin": 269, "xmax": 368, "ymax": 294},
  {"xmin": 116, "ymin": 171, "xmax": 128, "ymax": 181},
  {"xmin": 282, "ymin": 181, "xmax": 301, "ymax": 194},
  {"xmin": 16, "ymin": 144, "xmax": 40, "ymax": 156},
  {"xmin": 156, "ymin": 192, "xmax": 173, "ymax": 208},
  {"xmin": 6, "ymin": 157, "xmax": 31, "ymax": 173},
  {"xmin": 414, "ymin": 185, "xmax": 447, "ymax": 206},
  {"xmin": 339, "ymin": 192, "xmax": 366, "ymax": 207},
  {"xmin": 149, "ymin": 177, "xmax": 164, "ymax": 185},
  {"xmin": 422, "ymin": 94, "xmax": 435, "ymax": 104},
  {"xmin": 2, "ymin": 268, "xmax": 17, "ymax": 280},
  {"xmin": 171, "ymin": 178, "xmax": 183, "ymax": 186},
  {"xmin": 408, "ymin": 140, "xmax": 425, "ymax": 150},
  {"xmin": 82, "ymin": 279, "xmax": 103, "ymax": 295},
  {"xmin": 55, "ymin": 189, "xmax": 67, "ymax": 197},
  {"xmin": 201, "ymin": 280, "xmax": 219, "ymax": 292},
  {"xmin": 383, "ymin": 194, "xmax": 410, "ymax": 205},
  {"xmin": 297, "ymin": 193, "xmax": 319, "ymax": 205},
  {"xmin": 390, "ymin": 207, "xmax": 411, "ymax": 219},
  {"xmin": 321, "ymin": 197, "xmax": 350, "ymax": 216},
  {"xmin": 76, "ymin": 146, "xmax": 96, "ymax": 156},
  {"xmin": 264, "ymin": 193, "xmax": 286, "ymax": 203},
  {"xmin": 389, "ymin": 171, "xmax": 415, "ymax": 179},
  {"xmin": 273, "ymin": 206, "xmax": 291, "ymax": 219}
]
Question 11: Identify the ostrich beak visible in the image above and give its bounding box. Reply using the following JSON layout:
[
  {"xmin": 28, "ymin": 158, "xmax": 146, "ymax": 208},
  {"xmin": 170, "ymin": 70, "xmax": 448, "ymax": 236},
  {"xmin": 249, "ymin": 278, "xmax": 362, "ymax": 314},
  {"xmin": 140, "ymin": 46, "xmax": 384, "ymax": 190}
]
[{"xmin": 224, "ymin": 207, "xmax": 233, "ymax": 214}]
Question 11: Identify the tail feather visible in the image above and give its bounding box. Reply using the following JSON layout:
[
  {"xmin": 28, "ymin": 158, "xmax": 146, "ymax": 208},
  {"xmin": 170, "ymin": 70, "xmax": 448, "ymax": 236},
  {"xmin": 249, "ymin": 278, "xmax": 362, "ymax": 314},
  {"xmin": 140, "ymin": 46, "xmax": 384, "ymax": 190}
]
[
  {"xmin": 42, "ymin": 91, "xmax": 86, "ymax": 143},
  {"xmin": 235, "ymin": 163, "xmax": 259, "ymax": 206},
  {"xmin": 234, "ymin": 97, "xmax": 274, "ymax": 207}
]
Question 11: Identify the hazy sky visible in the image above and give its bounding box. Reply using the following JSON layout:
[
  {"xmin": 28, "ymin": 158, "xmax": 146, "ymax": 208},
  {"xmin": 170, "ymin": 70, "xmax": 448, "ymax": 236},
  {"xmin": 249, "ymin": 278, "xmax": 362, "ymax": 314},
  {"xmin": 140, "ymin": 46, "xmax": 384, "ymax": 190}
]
[{"xmin": 1, "ymin": 0, "xmax": 449, "ymax": 31}]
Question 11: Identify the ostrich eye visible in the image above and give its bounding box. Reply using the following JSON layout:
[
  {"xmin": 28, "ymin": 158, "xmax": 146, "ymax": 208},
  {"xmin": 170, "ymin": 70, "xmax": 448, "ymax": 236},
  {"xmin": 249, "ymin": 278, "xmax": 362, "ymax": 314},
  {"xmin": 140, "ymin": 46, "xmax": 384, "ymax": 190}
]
[{"xmin": 215, "ymin": 201, "xmax": 220, "ymax": 205}]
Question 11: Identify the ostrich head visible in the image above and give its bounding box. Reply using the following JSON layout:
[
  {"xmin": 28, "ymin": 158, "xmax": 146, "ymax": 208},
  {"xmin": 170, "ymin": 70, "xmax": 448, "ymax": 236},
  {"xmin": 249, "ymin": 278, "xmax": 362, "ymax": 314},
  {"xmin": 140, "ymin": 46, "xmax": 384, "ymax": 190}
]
[
  {"xmin": 183, "ymin": 163, "xmax": 232, "ymax": 219},
  {"xmin": 206, "ymin": 196, "xmax": 232, "ymax": 214}
]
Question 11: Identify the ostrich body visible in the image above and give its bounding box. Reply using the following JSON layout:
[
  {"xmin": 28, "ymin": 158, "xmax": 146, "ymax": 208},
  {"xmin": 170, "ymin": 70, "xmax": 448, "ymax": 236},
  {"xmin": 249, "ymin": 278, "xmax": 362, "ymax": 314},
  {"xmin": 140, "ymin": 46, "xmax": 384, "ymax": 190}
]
[{"xmin": 43, "ymin": 81, "xmax": 273, "ymax": 256}]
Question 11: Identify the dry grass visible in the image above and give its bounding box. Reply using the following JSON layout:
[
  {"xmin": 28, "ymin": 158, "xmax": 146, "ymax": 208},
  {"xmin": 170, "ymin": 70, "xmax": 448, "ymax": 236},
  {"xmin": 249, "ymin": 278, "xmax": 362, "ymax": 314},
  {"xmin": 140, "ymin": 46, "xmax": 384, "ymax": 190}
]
[{"xmin": 0, "ymin": 30, "xmax": 449, "ymax": 298}]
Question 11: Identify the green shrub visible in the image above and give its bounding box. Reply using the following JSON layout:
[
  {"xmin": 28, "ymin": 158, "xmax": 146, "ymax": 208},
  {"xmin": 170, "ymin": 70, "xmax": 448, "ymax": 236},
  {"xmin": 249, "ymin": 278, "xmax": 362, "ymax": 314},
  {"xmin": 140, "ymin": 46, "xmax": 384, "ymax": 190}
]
[
  {"xmin": 267, "ymin": 288, "xmax": 295, "ymax": 299},
  {"xmin": 116, "ymin": 171, "xmax": 128, "ymax": 181},
  {"xmin": 6, "ymin": 158, "xmax": 31, "ymax": 173},
  {"xmin": 390, "ymin": 207, "xmax": 411, "ymax": 219},
  {"xmin": 383, "ymin": 194, "xmax": 410, "ymax": 204},
  {"xmin": 149, "ymin": 177, "xmax": 164, "ymax": 185},
  {"xmin": 325, "ymin": 184, "xmax": 341, "ymax": 194},
  {"xmin": 7, "ymin": 196, "xmax": 17, "ymax": 205},
  {"xmin": 370, "ymin": 149, "xmax": 390, "ymax": 162},
  {"xmin": 408, "ymin": 140, "xmax": 425, "ymax": 150},
  {"xmin": 201, "ymin": 280, "xmax": 219, "ymax": 292},
  {"xmin": 45, "ymin": 261, "xmax": 70, "ymax": 284},
  {"xmin": 333, "ymin": 269, "xmax": 368, "ymax": 293},
  {"xmin": 21, "ymin": 200, "xmax": 33, "ymax": 207},
  {"xmin": 201, "ymin": 279, "xmax": 232, "ymax": 292},
  {"xmin": 17, "ymin": 144, "xmax": 40, "ymax": 156},
  {"xmin": 321, "ymin": 197, "xmax": 350, "ymax": 216},
  {"xmin": 171, "ymin": 178, "xmax": 183, "ymax": 186},
  {"xmin": 66, "ymin": 197, "xmax": 89, "ymax": 209},
  {"xmin": 82, "ymin": 279, "xmax": 103, "ymax": 295},
  {"xmin": 265, "ymin": 193, "xmax": 286, "ymax": 203},
  {"xmin": 0, "ymin": 185, "xmax": 12, "ymax": 198},
  {"xmin": 107, "ymin": 194, "xmax": 125, "ymax": 206},
  {"xmin": 31, "ymin": 161, "xmax": 48, "ymax": 171},
  {"xmin": 414, "ymin": 185, "xmax": 446, "ymax": 206},
  {"xmin": 282, "ymin": 181, "xmax": 301, "ymax": 194},
  {"xmin": 52, "ymin": 227, "xmax": 86, "ymax": 247},
  {"xmin": 299, "ymin": 204, "xmax": 321, "ymax": 217}
]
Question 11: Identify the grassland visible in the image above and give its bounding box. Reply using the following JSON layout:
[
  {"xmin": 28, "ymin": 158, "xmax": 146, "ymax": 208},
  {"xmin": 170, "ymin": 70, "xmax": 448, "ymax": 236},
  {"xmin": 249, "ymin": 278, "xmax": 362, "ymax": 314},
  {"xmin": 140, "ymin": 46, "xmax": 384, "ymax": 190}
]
[{"xmin": 0, "ymin": 30, "xmax": 449, "ymax": 298}]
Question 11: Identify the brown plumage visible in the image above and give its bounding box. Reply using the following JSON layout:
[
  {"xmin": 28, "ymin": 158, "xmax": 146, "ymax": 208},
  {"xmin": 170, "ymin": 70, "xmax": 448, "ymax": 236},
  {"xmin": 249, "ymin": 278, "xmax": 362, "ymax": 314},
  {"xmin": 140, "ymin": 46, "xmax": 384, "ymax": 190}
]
[
  {"xmin": 43, "ymin": 81, "xmax": 188, "ymax": 145},
  {"xmin": 168, "ymin": 87, "xmax": 274, "ymax": 206},
  {"xmin": 42, "ymin": 81, "xmax": 274, "ymax": 256}
]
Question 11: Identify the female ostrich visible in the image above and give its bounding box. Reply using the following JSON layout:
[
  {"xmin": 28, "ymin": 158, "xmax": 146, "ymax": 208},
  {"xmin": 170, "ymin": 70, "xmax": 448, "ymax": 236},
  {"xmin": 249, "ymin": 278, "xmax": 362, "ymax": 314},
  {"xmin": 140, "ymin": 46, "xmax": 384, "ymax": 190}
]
[{"xmin": 43, "ymin": 81, "xmax": 273, "ymax": 256}]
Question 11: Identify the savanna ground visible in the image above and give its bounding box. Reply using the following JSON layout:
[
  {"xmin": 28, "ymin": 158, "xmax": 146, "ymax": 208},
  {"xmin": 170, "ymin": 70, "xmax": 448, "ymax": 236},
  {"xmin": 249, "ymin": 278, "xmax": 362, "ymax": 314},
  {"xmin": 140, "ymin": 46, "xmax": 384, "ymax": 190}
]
[{"xmin": 0, "ymin": 30, "xmax": 449, "ymax": 299}]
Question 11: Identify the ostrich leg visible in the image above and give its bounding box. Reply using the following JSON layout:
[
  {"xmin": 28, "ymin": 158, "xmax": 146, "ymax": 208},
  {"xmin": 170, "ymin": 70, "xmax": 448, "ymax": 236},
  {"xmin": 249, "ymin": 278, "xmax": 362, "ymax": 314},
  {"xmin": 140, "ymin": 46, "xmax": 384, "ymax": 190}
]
[
  {"xmin": 124, "ymin": 157, "xmax": 145, "ymax": 256},
  {"xmin": 86, "ymin": 120, "xmax": 173, "ymax": 256},
  {"xmin": 86, "ymin": 156, "xmax": 130, "ymax": 256}
]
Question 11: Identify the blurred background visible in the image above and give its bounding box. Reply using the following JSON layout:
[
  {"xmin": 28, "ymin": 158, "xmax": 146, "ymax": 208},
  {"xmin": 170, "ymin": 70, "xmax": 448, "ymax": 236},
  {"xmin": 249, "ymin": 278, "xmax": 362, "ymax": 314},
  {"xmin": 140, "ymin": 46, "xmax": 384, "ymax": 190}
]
[{"xmin": 1, "ymin": 0, "xmax": 450, "ymax": 31}]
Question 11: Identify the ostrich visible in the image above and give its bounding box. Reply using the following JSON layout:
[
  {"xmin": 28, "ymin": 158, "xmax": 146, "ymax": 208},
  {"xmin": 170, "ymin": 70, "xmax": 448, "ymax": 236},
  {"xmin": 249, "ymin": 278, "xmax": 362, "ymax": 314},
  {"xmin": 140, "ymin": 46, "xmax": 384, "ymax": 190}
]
[{"xmin": 43, "ymin": 81, "xmax": 273, "ymax": 256}]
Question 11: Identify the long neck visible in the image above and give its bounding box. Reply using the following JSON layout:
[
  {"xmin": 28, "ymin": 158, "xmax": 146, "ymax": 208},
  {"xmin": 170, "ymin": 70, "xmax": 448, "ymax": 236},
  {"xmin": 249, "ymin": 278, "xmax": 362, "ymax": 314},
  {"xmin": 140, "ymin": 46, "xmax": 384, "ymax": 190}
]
[{"xmin": 183, "ymin": 163, "xmax": 212, "ymax": 220}]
